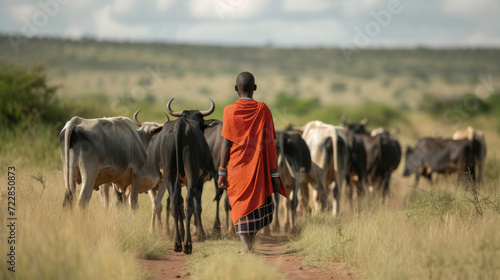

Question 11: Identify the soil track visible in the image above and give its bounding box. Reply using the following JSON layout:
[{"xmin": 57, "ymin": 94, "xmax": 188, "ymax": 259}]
[{"xmin": 140, "ymin": 233, "xmax": 356, "ymax": 280}]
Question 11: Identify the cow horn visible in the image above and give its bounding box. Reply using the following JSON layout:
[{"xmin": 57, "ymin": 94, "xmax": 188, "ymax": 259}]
[
  {"xmin": 167, "ymin": 98, "xmax": 182, "ymax": 117},
  {"xmin": 340, "ymin": 115, "xmax": 347, "ymax": 126},
  {"xmin": 133, "ymin": 109, "xmax": 143, "ymax": 127},
  {"xmin": 199, "ymin": 98, "xmax": 215, "ymax": 117},
  {"xmin": 359, "ymin": 115, "xmax": 370, "ymax": 126},
  {"xmin": 164, "ymin": 113, "xmax": 170, "ymax": 122}
]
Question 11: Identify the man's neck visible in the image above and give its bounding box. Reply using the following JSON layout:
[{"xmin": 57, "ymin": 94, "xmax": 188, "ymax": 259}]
[{"xmin": 239, "ymin": 97, "xmax": 253, "ymax": 100}]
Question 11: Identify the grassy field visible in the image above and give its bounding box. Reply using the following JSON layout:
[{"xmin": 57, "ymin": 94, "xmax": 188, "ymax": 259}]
[{"xmin": 1, "ymin": 37, "xmax": 500, "ymax": 279}]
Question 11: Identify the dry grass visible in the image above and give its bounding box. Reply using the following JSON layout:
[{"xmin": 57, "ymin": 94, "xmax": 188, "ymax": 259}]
[
  {"xmin": 293, "ymin": 178, "xmax": 500, "ymax": 280},
  {"xmin": 0, "ymin": 168, "xmax": 171, "ymax": 280}
]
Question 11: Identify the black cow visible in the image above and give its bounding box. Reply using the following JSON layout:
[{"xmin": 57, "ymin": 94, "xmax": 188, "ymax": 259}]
[
  {"xmin": 341, "ymin": 116, "xmax": 401, "ymax": 201},
  {"xmin": 202, "ymin": 119, "xmax": 232, "ymax": 235},
  {"xmin": 344, "ymin": 131, "xmax": 368, "ymax": 201},
  {"xmin": 371, "ymin": 130, "xmax": 401, "ymax": 198},
  {"xmin": 152, "ymin": 99, "xmax": 216, "ymax": 254},
  {"xmin": 403, "ymin": 137, "xmax": 475, "ymax": 187},
  {"xmin": 274, "ymin": 130, "xmax": 311, "ymax": 231},
  {"xmin": 452, "ymin": 127, "xmax": 487, "ymax": 183}
]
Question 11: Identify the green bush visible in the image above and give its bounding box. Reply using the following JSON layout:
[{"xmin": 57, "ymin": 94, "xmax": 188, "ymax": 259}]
[
  {"xmin": 330, "ymin": 82, "xmax": 347, "ymax": 93},
  {"xmin": 306, "ymin": 102, "xmax": 406, "ymax": 128},
  {"xmin": 418, "ymin": 91, "xmax": 498, "ymax": 118},
  {"xmin": 273, "ymin": 92, "xmax": 319, "ymax": 116},
  {"xmin": 0, "ymin": 61, "xmax": 67, "ymax": 131}
]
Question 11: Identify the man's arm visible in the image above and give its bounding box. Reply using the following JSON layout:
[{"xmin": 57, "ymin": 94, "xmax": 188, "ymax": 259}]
[{"xmin": 217, "ymin": 138, "xmax": 232, "ymax": 189}]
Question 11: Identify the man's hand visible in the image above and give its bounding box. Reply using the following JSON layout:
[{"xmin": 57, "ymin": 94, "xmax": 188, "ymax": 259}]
[
  {"xmin": 218, "ymin": 175, "xmax": 228, "ymax": 190},
  {"xmin": 272, "ymin": 177, "xmax": 280, "ymax": 193}
]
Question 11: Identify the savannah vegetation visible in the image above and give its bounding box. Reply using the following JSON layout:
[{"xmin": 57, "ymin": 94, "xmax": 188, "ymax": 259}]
[{"xmin": 1, "ymin": 36, "xmax": 500, "ymax": 279}]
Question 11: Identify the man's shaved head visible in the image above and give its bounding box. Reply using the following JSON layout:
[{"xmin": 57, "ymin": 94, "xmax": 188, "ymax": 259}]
[{"xmin": 235, "ymin": 71, "xmax": 257, "ymax": 97}]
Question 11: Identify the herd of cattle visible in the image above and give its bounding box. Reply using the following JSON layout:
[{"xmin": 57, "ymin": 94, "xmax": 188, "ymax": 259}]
[{"xmin": 59, "ymin": 99, "xmax": 487, "ymax": 254}]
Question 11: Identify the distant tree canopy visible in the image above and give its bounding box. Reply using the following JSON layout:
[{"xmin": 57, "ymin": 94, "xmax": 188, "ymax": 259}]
[{"xmin": 0, "ymin": 61, "xmax": 67, "ymax": 131}]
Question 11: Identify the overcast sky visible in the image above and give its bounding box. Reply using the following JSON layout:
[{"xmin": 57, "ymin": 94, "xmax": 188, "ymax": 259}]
[{"xmin": 1, "ymin": 0, "xmax": 500, "ymax": 48}]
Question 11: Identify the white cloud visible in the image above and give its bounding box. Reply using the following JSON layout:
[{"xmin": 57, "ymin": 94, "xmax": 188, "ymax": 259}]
[
  {"xmin": 189, "ymin": 0, "xmax": 269, "ymax": 20},
  {"xmin": 462, "ymin": 32, "xmax": 500, "ymax": 47},
  {"xmin": 156, "ymin": 0, "xmax": 177, "ymax": 12},
  {"xmin": 9, "ymin": 4, "xmax": 37, "ymax": 24},
  {"xmin": 282, "ymin": 0, "xmax": 332, "ymax": 12},
  {"xmin": 64, "ymin": 26, "xmax": 84, "ymax": 39},
  {"xmin": 94, "ymin": 5, "xmax": 151, "ymax": 39},
  {"xmin": 174, "ymin": 19, "xmax": 347, "ymax": 46},
  {"xmin": 442, "ymin": 0, "xmax": 500, "ymax": 18},
  {"xmin": 111, "ymin": 0, "xmax": 138, "ymax": 16}
]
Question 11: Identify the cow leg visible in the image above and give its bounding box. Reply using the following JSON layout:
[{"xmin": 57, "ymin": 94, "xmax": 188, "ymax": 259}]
[
  {"xmin": 128, "ymin": 172, "xmax": 141, "ymax": 211},
  {"xmin": 413, "ymin": 172, "xmax": 421, "ymax": 188},
  {"xmin": 224, "ymin": 192, "xmax": 235, "ymax": 235},
  {"xmin": 331, "ymin": 182, "xmax": 340, "ymax": 216},
  {"xmin": 273, "ymin": 193, "xmax": 280, "ymax": 233},
  {"xmin": 78, "ymin": 166, "xmax": 98, "ymax": 209},
  {"xmin": 212, "ymin": 180, "xmax": 222, "ymax": 235},
  {"xmin": 63, "ymin": 156, "xmax": 77, "ymax": 208},
  {"xmin": 165, "ymin": 195, "xmax": 171, "ymax": 237},
  {"xmin": 170, "ymin": 184, "xmax": 183, "ymax": 252},
  {"xmin": 194, "ymin": 179, "xmax": 206, "ymax": 241},
  {"xmin": 289, "ymin": 177, "xmax": 300, "ymax": 231},
  {"xmin": 183, "ymin": 179, "xmax": 196, "ymax": 254},
  {"xmin": 312, "ymin": 181, "xmax": 328, "ymax": 214},
  {"xmin": 381, "ymin": 173, "xmax": 391, "ymax": 203},
  {"xmin": 99, "ymin": 183, "xmax": 111, "ymax": 208},
  {"xmin": 113, "ymin": 184, "xmax": 124, "ymax": 206},
  {"xmin": 298, "ymin": 182, "xmax": 310, "ymax": 214},
  {"xmin": 284, "ymin": 193, "xmax": 292, "ymax": 232},
  {"xmin": 345, "ymin": 179, "xmax": 354, "ymax": 211},
  {"xmin": 149, "ymin": 187, "xmax": 164, "ymax": 233}
]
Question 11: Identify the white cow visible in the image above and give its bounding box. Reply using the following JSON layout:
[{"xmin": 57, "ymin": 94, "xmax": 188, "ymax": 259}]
[
  {"xmin": 60, "ymin": 114, "xmax": 160, "ymax": 209},
  {"xmin": 301, "ymin": 121, "xmax": 349, "ymax": 215}
]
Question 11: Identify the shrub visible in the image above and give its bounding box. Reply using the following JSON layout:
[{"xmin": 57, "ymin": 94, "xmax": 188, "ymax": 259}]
[
  {"xmin": 0, "ymin": 61, "xmax": 67, "ymax": 131},
  {"xmin": 273, "ymin": 92, "xmax": 319, "ymax": 116}
]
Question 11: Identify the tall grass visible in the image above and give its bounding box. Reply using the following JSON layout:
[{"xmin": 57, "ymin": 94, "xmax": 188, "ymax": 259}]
[
  {"xmin": 293, "ymin": 179, "xmax": 500, "ymax": 280},
  {"xmin": 0, "ymin": 169, "xmax": 171, "ymax": 280}
]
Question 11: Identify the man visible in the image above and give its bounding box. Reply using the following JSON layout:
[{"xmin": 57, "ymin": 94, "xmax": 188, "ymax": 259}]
[{"xmin": 218, "ymin": 71, "xmax": 287, "ymax": 253}]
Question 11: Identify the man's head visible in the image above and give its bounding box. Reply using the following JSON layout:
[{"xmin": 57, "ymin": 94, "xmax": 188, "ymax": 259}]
[{"xmin": 235, "ymin": 71, "xmax": 257, "ymax": 98}]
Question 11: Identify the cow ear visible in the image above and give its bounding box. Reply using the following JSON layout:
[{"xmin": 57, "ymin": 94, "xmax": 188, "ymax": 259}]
[{"xmin": 151, "ymin": 126, "xmax": 163, "ymax": 135}]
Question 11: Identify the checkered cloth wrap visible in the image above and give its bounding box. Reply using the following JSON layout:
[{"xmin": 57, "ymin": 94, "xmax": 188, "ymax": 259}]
[{"xmin": 234, "ymin": 195, "xmax": 274, "ymax": 235}]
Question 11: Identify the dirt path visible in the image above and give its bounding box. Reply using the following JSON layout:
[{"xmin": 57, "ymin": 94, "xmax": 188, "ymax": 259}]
[
  {"xmin": 256, "ymin": 234, "xmax": 356, "ymax": 280},
  {"xmin": 140, "ymin": 234, "xmax": 356, "ymax": 280}
]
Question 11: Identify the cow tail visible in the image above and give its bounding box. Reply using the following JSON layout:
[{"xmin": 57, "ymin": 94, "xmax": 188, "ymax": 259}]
[
  {"xmin": 329, "ymin": 130, "xmax": 338, "ymax": 172},
  {"xmin": 174, "ymin": 121, "xmax": 186, "ymax": 220},
  {"xmin": 64, "ymin": 118, "xmax": 77, "ymax": 201}
]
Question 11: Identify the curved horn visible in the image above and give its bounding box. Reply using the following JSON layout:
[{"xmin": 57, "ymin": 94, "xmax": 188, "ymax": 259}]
[
  {"xmin": 164, "ymin": 113, "xmax": 170, "ymax": 122},
  {"xmin": 340, "ymin": 114, "xmax": 347, "ymax": 126},
  {"xmin": 133, "ymin": 109, "xmax": 143, "ymax": 127},
  {"xmin": 199, "ymin": 98, "xmax": 215, "ymax": 117},
  {"xmin": 167, "ymin": 98, "xmax": 182, "ymax": 117},
  {"xmin": 359, "ymin": 115, "xmax": 370, "ymax": 126}
]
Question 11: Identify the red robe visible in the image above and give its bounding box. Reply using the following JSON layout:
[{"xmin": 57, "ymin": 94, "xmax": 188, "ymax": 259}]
[{"xmin": 222, "ymin": 99, "xmax": 287, "ymax": 224}]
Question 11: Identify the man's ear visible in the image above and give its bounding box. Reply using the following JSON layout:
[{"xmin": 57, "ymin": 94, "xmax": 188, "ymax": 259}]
[
  {"xmin": 254, "ymin": 84, "xmax": 257, "ymax": 91},
  {"xmin": 234, "ymin": 85, "xmax": 238, "ymax": 91}
]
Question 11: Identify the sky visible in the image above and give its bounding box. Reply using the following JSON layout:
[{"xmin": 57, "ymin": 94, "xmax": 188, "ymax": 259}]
[{"xmin": 1, "ymin": 0, "xmax": 500, "ymax": 48}]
